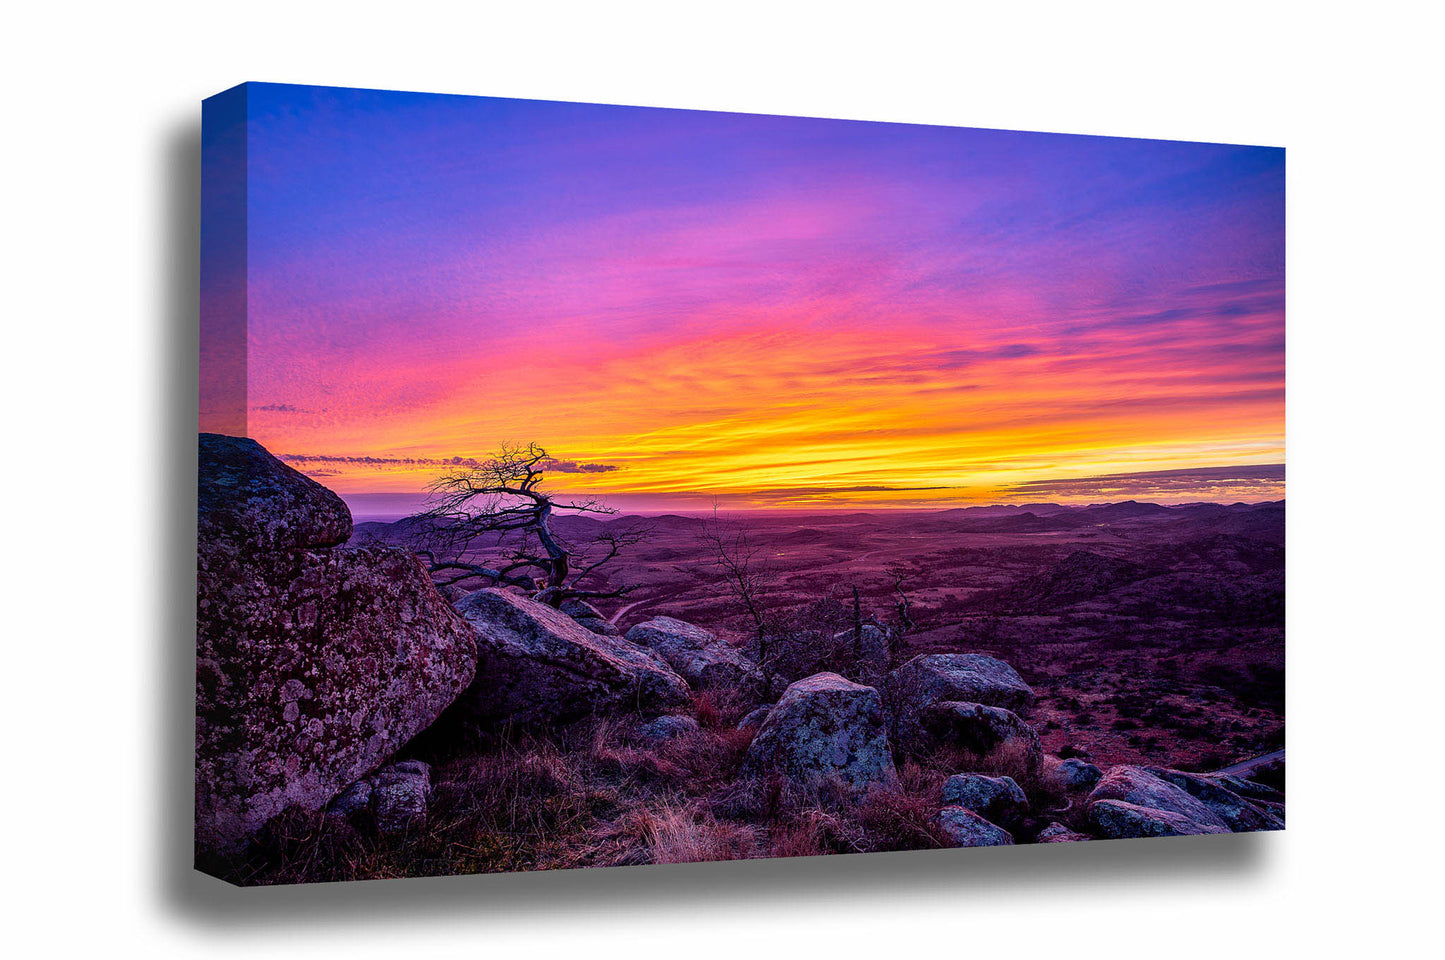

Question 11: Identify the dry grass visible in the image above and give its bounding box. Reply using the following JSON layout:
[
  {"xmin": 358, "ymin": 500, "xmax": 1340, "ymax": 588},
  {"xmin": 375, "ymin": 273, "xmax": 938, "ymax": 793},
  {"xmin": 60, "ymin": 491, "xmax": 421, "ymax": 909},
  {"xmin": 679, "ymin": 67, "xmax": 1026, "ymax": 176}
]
[
  {"xmin": 223, "ymin": 698, "xmax": 1092, "ymax": 884},
  {"xmin": 597, "ymin": 798, "xmax": 763, "ymax": 865}
]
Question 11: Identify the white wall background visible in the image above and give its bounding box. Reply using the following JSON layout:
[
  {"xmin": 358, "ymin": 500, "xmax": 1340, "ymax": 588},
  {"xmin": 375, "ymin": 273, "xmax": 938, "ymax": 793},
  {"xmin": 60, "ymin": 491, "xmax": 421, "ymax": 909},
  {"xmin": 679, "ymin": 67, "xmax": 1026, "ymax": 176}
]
[{"xmin": 3, "ymin": 1, "xmax": 1440, "ymax": 955}]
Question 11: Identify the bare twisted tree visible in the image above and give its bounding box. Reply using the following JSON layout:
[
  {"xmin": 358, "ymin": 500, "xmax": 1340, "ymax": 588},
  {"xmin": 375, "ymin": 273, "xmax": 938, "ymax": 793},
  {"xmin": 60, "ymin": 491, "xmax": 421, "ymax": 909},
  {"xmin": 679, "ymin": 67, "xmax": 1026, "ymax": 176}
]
[{"xmin": 409, "ymin": 442, "xmax": 646, "ymax": 607}]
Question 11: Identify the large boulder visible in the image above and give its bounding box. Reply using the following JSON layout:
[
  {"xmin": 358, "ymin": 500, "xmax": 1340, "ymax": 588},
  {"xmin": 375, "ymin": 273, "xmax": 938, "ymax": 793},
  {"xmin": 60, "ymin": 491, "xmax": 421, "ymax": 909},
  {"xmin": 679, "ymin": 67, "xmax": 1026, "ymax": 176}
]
[
  {"xmin": 938, "ymin": 806, "xmax": 1014, "ymax": 847},
  {"xmin": 197, "ymin": 433, "xmax": 351, "ymax": 550},
  {"xmin": 626, "ymin": 616, "xmax": 765, "ymax": 693},
  {"xmin": 941, "ymin": 774, "xmax": 1029, "ymax": 826},
  {"xmin": 920, "ymin": 700, "xmax": 1043, "ymax": 774},
  {"xmin": 195, "ymin": 434, "xmax": 477, "ymax": 858},
  {"xmin": 1085, "ymin": 766, "xmax": 1231, "ymax": 838},
  {"xmin": 455, "ymin": 589, "xmax": 690, "ymax": 726},
  {"xmin": 886, "ymin": 653, "xmax": 1035, "ymax": 752},
  {"xmin": 1145, "ymin": 768, "xmax": 1285, "ymax": 832},
  {"xmin": 742, "ymin": 673, "xmax": 897, "ymax": 791}
]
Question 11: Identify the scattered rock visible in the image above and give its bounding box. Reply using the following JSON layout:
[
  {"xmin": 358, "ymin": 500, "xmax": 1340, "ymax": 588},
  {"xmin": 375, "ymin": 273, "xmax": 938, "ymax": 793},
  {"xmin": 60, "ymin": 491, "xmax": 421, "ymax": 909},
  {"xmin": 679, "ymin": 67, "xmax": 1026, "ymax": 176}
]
[
  {"xmin": 919, "ymin": 700, "xmax": 1043, "ymax": 772},
  {"xmin": 887, "ymin": 653, "xmax": 1035, "ymax": 752},
  {"xmin": 455, "ymin": 589, "xmax": 691, "ymax": 726},
  {"xmin": 1051, "ymin": 757, "xmax": 1104, "ymax": 791},
  {"xmin": 327, "ymin": 761, "xmax": 432, "ymax": 834},
  {"xmin": 938, "ymin": 806, "xmax": 1014, "ymax": 847},
  {"xmin": 1085, "ymin": 766, "xmax": 1231, "ymax": 837},
  {"xmin": 626, "ymin": 616, "xmax": 765, "ymax": 693},
  {"xmin": 743, "ymin": 673, "xmax": 897, "ymax": 791},
  {"xmin": 889, "ymin": 653, "xmax": 1035, "ymax": 716},
  {"xmin": 941, "ymin": 774, "xmax": 1029, "ymax": 826},
  {"xmin": 638, "ymin": 715, "xmax": 700, "ymax": 742},
  {"xmin": 371, "ymin": 761, "xmax": 432, "ymax": 834},
  {"xmin": 1087, "ymin": 799, "xmax": 1228, "ymax": 838},
  {"xmin": 195, "ymin": 434, "xmax": 477, "ymax": 858},
  {"xmin": 1036, "ymin": 822, "xmax": 1091, "ymax": 843}
]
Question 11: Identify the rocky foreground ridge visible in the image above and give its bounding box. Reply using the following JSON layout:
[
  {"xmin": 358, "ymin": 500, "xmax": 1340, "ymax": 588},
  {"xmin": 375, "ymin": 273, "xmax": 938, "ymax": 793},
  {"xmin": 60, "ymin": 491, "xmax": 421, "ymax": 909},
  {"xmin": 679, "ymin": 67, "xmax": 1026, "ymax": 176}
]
[{"xmin": 194, "ymin": 435, "xmax": 1284, "ymax": 878}]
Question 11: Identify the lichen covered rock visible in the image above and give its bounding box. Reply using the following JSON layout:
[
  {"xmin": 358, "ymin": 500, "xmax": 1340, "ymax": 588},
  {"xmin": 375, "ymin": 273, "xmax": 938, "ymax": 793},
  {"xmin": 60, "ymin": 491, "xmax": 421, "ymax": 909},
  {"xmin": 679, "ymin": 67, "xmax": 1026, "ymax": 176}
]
[
  {"xmin": 1085, "ymin": 766, "xmax": 1231, "ymax": 838},
  {"xmin": 326, "ymin": 760, "xmax": 432, "ymax": 834},
  {"xmin": 742, "ymin": 673, "xmax": 897, "ymax": 791},
  {"xmin": 195, "ymin": 435, "xmax": 477, "ymax": 859},
  {"xmin": 626, "ymin": 616, "xmax": 765, "ymax": 693},
  {"xmin": 1144, "ymin": 767, "xmax": 1285, "ymax": 832},
  {"xmin": 941, "ymin": 774, "xmax": 1029, "ymax": 826},
  {"xmin": 887, "ymin": 653, "xmax": 1035, "ymax": 752},
  {"xmin": 737, "ymin": 705, "xmax": 771, "ymax": 732},
  {"xmin": 1087, "ymin": 799, "xmax": 1228, "ymax": 838},
  {"xmin": 938, "ymin": 806, "xmax": 1014, "ymax": 847},
  {"xmin": 455, "ymin": 589, "xmax": 690, "ymax": 726},
  {"xmin": 1051, "ymin": 757, "xmax": 1104, "ymax": 791},
  {"xmin": 197, "ymin": 433, "xmax": 351, "ymax": 550},
  {"xmin": 370, "ymin": 760, "xmax": 432, "ymax": 834}
]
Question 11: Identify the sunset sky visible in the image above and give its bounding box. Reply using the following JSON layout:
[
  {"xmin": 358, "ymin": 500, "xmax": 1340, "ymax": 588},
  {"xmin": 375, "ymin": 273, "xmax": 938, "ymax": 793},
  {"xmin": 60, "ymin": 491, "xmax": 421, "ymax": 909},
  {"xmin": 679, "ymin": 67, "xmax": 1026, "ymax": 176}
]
[{"xmin": 205, "ymin": 83, "xmax": 1284, "ymax": 514}]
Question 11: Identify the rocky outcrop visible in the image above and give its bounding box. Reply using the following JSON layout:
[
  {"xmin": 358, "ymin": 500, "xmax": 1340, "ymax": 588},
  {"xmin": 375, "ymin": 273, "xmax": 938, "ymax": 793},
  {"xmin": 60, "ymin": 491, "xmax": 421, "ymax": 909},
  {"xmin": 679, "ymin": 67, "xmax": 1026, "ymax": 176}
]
[
  {"xmin": 919, "ymin": 701, "xmax": 1043, "ymax": 773},
  {"xmin": 455, "ymin": 589, "xmax": 690, "ymax": 726},
  {"xmin": 195, "ymin": 434, "xmax": 477, "ymax": 858},
  {"xmin": 941, "ymin": 774, "xmax": 1028, "ymax": 826},
  {"xmin": 938, "ymin": 806, "xmax": 1014, "ymax": 847},
  {"xmin": 1085, "ymin": 766, "xmax": 1230, "ymax": 838},
  {"xmin": 887, "ymin": 653, "xmax": 1035, "ymax": 752},
  {"xmin": 742, "ymin": 673, "xmax": 897, "ymax": 791},
  {"xmin": 626, "ymin": 616, "xmax": 765, "ymax": 693},
  {"xmin": 1087, "ymin": 799, "xmax": 1228, "ymax": 838},
  {"xmin": 1145, "ymin": 768, "xmax": 1285, "ymax": 832}
]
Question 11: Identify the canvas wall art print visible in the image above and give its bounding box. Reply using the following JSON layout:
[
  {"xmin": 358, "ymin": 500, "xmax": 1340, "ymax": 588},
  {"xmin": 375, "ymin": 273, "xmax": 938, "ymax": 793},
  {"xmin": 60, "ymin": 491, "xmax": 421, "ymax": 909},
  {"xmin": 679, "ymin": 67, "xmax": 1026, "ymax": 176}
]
[{"xmin": 196, "ymin": 82, "xmax": 1284, "ymax": 885}]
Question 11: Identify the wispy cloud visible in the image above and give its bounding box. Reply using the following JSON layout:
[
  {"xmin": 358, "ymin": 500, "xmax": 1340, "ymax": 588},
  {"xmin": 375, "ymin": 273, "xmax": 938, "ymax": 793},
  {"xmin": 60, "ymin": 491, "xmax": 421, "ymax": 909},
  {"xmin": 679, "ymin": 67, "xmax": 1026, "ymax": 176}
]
[{"xmin": 279, "ymin": 453, "xmax": 619, "ymax": 474}]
